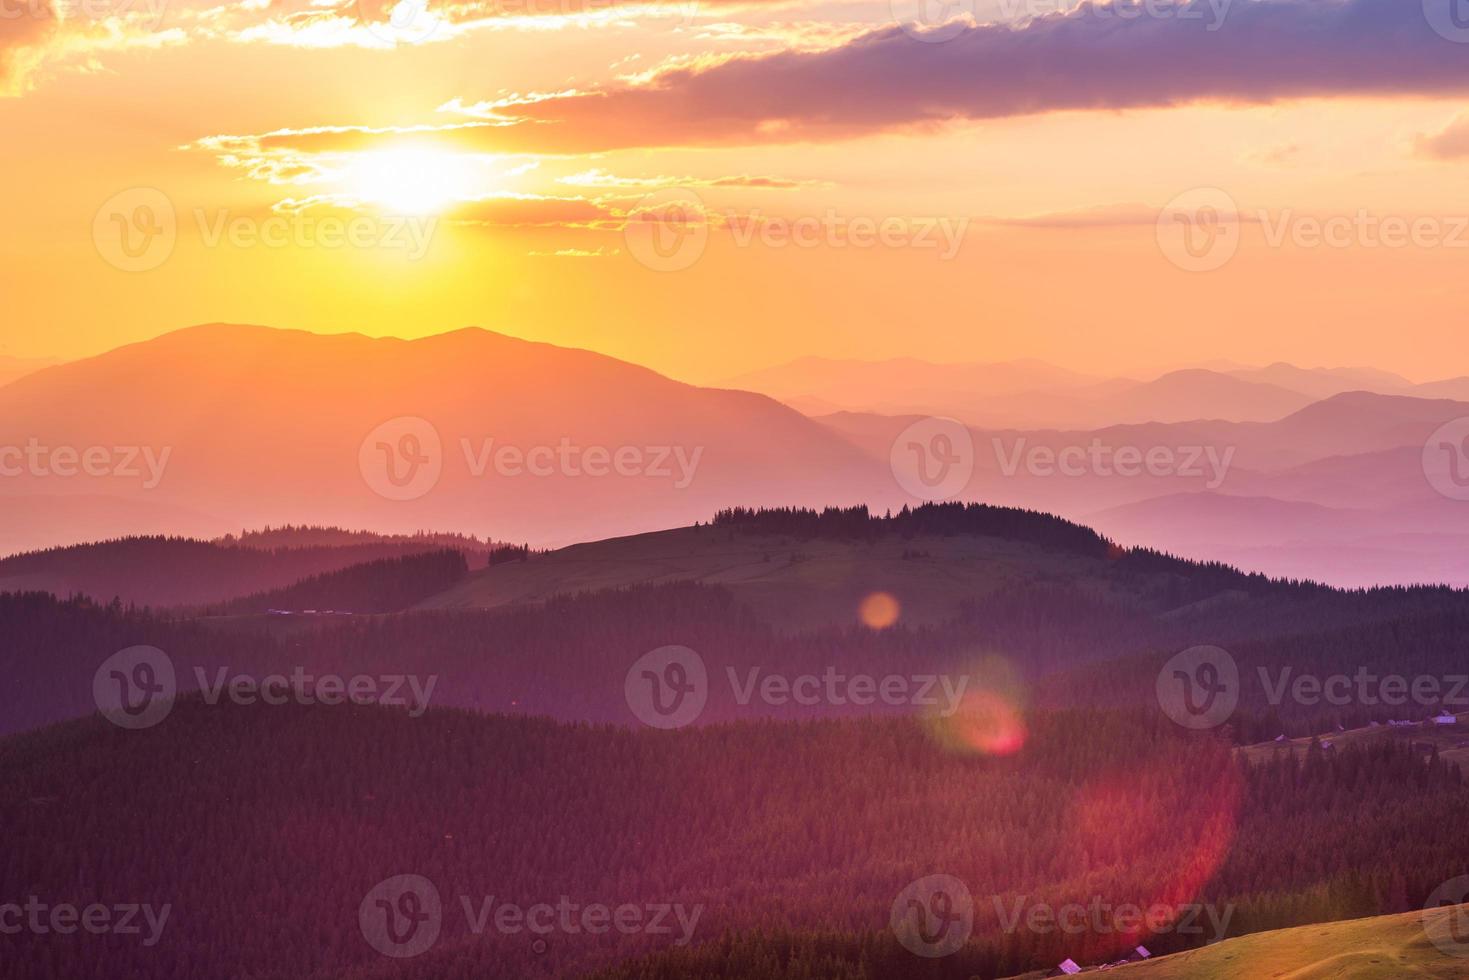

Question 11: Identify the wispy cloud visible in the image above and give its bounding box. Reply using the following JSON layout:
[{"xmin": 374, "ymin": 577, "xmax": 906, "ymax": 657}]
[
  {"xmin": 1416, "ymin": 113, "xmax": 1469, "ymax": 160},
  {"xmin": 287, "ymin": 0, "xmax": 1469, "ymax": 152},
  {"xmin": 558, "ymin": 167, "xmax": 817, "ymax": 189}
]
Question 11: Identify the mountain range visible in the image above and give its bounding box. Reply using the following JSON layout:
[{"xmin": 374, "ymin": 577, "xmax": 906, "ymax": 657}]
[
  {"xmin": 5, "ymin": 324, "xmax": 1469, "ymax": 587},
  {"xmin": 0, "ymin": 325, "xmax": 886, "ymax": 554},
  {"xmin": 727, "ymin": 355, "xmax": 1469, "ymax": 429}
]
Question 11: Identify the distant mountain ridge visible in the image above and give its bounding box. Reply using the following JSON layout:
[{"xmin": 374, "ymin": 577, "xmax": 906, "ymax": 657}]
[
  {"xmin": 0, "ymin": 532, "xmax": 488, "ymax": 609},
  {"xmin": 0, "ymin": 354, "xmax": 60, "ymax": 388},
  {"xmin": 730, "ymin": 354, "xmax": 1455, "ymax": 429},
  {"xmin": 6, "ymin": 325, "xmax": 1469, "ymax": 588},
  {"xmin": 0, "ymin": 324, "xmax": 888, "ymax": 553}
]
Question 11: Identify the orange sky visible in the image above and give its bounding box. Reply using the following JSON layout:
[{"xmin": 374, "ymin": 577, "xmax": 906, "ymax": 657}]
[{"xmin": 4, "ymin": 0, "xmax": 1469, "ymax": 384}]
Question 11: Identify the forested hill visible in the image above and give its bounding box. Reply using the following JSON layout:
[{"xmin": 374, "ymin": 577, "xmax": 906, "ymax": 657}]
[
  {"xmin": 4, "ymin": 702, "xmax": 1465, "ymax": 980},
  {"xmin": 711, "ymin": 502, "xmax": 1313, "ymax": 597},
  {"xmin": 213, "ymin": 549, "xmax": 469, "ymax": 615},
  {"xmin": 0, "ymin": 533, "xmax": 483, "ymax": 609}
]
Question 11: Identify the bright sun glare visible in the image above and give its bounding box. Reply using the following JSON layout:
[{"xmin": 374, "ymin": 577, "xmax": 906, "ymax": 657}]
[{"xmin": 339, "ymin": 147, "xmax": 483, "ymax": 215}]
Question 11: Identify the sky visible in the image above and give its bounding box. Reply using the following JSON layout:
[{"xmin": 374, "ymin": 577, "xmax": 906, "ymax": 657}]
[{"xmin": 4, "ymin": 0, "xmax": 1469, "ymax": 385}]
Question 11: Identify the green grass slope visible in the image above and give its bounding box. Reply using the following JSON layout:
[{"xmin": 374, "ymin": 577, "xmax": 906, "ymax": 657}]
[
  {"xmin": 416, "ymin": 523, "xmax": 1168, "ymax": 631},
  {"xmin": 1097, "ymin": 905, "xmax": 1469, "ymax": 979}
]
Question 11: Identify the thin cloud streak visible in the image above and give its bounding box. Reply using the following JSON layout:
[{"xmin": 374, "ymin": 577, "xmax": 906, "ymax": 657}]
[{"xmin": 248, "ymin": 0, "xmax": 1469, "ymax": 152}]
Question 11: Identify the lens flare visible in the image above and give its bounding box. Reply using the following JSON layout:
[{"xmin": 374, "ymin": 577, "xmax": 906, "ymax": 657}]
[
  {"xmin": 945, "ymin": 689, "xmax": 1027, "ymax": 756},
  {"xmin": 859, "ymin": 591, "xmax": 901, "ymax": 629},
  {"xmin": 925, "ymin": 656, "xmax": 1029, "ymax": 756},
  {"xmin": 1059, "ymin": 748, "xmax": 1244, "ymax": 962}
]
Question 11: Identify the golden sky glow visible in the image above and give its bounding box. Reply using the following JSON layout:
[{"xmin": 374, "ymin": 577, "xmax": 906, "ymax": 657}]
[{"xmin": 5, "ymin": 0, "xmax": 1469, "ymax": 383}]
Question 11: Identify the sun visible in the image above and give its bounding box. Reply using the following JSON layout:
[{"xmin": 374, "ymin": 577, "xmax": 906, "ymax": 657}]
[{"xmin": 338, "ymin": 146, "xmax": 484, "ymax": 216}]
